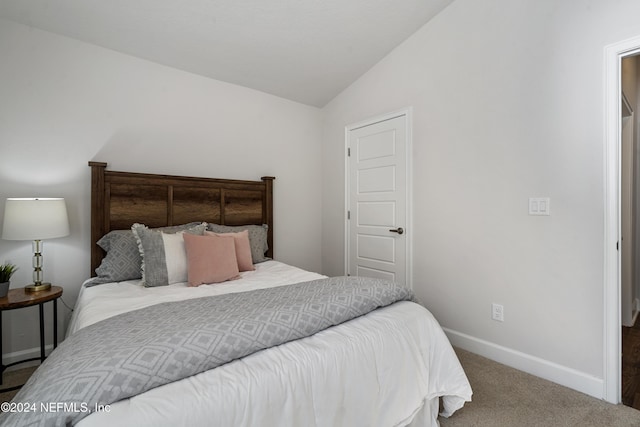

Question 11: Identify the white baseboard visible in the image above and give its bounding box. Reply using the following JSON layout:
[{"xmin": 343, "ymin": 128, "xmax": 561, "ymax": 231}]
[
  {"xmin": 2, "ymin": 345, "xmax": 53, "ymax": 372},
  {"xmin": 443, "ymin": 328, "xmax": 604, "ymax": 400}
]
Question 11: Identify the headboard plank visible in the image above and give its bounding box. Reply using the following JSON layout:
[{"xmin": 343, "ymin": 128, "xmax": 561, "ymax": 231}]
[
  {"xmin": 223, "ymin": 189, "xmax": 263, "ymax": 225},
  {"xmin": 109, "ymin": 183, "xmax": 168, "ymax": 228},
  {"xmin": 89, "ymin": 162, "xmax": 275, "ymax": 277},
  {"xmin": 173, "ymin": 187, "xmax": 222, "ymax": 225}
]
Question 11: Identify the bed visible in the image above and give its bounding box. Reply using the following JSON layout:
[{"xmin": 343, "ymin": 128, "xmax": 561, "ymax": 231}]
[{"xmin": 2, "ymin": 162, "xmax": 472, "ymax": 427}]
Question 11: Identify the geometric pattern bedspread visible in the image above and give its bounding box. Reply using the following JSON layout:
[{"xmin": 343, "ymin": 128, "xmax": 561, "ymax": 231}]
[{"xmin": 3, "ymin": 276, "xmax": 413, "ymax": 426}]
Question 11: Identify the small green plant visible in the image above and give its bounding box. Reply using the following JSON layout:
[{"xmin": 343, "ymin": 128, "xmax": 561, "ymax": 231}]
[{"xmin": 0, "ymin": 263, "xmax": 18, "ymax": 282}]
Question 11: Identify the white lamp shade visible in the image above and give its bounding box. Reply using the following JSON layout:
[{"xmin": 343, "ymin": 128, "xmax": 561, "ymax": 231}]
[{"xmin": 2, "ymin": 198, "xmax": 70, "ymax": 240}]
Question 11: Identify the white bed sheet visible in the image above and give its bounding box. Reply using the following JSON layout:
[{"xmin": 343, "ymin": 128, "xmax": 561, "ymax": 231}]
[
  {"xmin": 68, "ymin": 261, "xmax": 326, "ymax": 336},
  {"xmin": 69, "ymin": 261, "xmax": 471, "ymax": 427}
]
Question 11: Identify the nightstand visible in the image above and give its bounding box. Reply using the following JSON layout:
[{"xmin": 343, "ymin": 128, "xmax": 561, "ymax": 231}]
[{"xmin": 0, "ymin": 286, "xmax": 63, "ymax": 392}]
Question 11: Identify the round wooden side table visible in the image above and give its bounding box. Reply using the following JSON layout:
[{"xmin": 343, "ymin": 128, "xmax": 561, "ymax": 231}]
[{"xmin": 0, "ymin": 286, "xmax": 63, "ymax": 392}]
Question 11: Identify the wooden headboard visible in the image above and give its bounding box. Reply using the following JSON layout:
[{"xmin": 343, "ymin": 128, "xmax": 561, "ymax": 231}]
[{"xmin": 89, "ymin": 162, "xmax": 275, "ymax": 276}]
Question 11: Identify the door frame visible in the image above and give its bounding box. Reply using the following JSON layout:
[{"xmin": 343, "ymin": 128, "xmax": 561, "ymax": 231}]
[
  {"xmin": 344, "ymin": 107, "xmax": 413, "ymax": 288},
  {"xmin": 604, "ymin": 35, "xmax": 640, "ymax": 403}
]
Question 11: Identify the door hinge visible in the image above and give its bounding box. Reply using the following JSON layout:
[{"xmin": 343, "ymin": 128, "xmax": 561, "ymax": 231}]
[
  {"xmin": 347, "ymin": 147, "xmax": 351, "ymax": 157},
  {"xmin": 347, "ymin": 210, "xmax": 351, "ymax": 220},
  {"xmin": 617, "ymin": 241, "xmax": 620, "ymax": 251}
]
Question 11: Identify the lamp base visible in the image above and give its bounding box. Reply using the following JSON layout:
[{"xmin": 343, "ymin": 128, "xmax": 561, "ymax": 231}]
[{"xmin": 25, "ymin": 283, "xmax": 51, "ymax": 293}]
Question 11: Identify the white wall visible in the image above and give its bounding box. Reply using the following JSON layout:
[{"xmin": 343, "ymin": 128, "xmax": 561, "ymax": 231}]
[
  {"xmin": 321, "ymin": 0, "xmax": 640, "ymax": 398},
  {"xmin": 0, "ymin": 19, "xmax": 323, "ymax": 360}
]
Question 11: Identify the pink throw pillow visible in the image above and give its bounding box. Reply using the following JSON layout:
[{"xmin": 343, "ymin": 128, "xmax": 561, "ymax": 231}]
[
  {"xmin": 206, "ymin": 230, "xmax": 255, "ymax": 272},
  {"xmin": 183, "ymin": 233, "xmax": 240, "ymax": 286}
]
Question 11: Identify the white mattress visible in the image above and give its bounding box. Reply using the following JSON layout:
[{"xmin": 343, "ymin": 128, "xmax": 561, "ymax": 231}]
[{"xmin": 69, "ymin": 261, "xmax": 471, "ymax": 427}]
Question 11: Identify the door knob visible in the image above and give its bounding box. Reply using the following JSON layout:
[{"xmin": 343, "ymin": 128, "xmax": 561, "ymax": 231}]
[{"xmin": 389, "ymin": 227, "xmax": 404, "ymax": 235}]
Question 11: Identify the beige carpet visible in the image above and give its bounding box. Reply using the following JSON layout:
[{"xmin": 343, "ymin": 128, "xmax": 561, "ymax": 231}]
[{"xmin": 441, "ymin": 348, "xmax": 640, "ymax": 427}]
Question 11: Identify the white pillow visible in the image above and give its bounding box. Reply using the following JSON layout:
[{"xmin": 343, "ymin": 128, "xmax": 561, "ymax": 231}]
[{"xmin": 162, "ymin": 232, "xmax": 190, "ymax": 285}]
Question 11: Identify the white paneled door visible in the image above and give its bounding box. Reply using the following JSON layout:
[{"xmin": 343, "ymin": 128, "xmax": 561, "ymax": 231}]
[{"xmin": 347, "ymin": 113, "xmax": 410, "ymax": 286}]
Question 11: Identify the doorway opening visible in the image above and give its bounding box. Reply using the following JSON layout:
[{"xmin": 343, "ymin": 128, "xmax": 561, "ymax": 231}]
[
  {"xmin": 604, "ymin": 35, "xmax": 640, "ymax": 405},
  {"xmin": 620, "ymin": 53, "xmax": 640, "ymax": 409}
]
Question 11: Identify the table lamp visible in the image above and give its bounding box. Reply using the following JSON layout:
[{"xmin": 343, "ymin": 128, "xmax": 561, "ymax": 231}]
[{"xmin": 1, "ymin": 198, "xmax": 70, "ymax": 292}]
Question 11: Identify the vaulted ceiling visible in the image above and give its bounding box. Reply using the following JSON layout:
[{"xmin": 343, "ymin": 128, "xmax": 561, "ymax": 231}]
[{"xmin": 0, "ymin": 0, "xmax": 454, "ymax": 107}]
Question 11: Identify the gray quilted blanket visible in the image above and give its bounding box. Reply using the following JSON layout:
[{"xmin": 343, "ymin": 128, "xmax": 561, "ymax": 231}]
[{"xmin": 1, "ymin": 276, "xmax": 413, "ymax": 426}]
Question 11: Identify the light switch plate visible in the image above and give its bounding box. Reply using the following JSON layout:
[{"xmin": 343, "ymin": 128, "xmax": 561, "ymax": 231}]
[{"xmin": 529, "ymin": 197, "xmax": 550, "ymax": 216}]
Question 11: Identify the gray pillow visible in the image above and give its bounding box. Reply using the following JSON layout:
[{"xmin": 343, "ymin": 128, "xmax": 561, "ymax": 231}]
[
  {"xmin": 86, "ymin": 222, "xmax": 204, "ymax": 287},
  {"xmin": 206, "ymin": 224, "xmax": 269, "ymax": 263},
  {"xmin": 132, "ymin": 223, "xmax": 207, "ymax": 287},
  {"xmin": 87, "ymin": 230, "xmax": 142, "ymax": 286}
]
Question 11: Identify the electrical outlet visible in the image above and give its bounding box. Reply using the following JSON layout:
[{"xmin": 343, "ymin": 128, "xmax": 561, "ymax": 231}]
[{"xmin": 492, "ymin": 303, "xmax": 504, "ymax": 322}]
